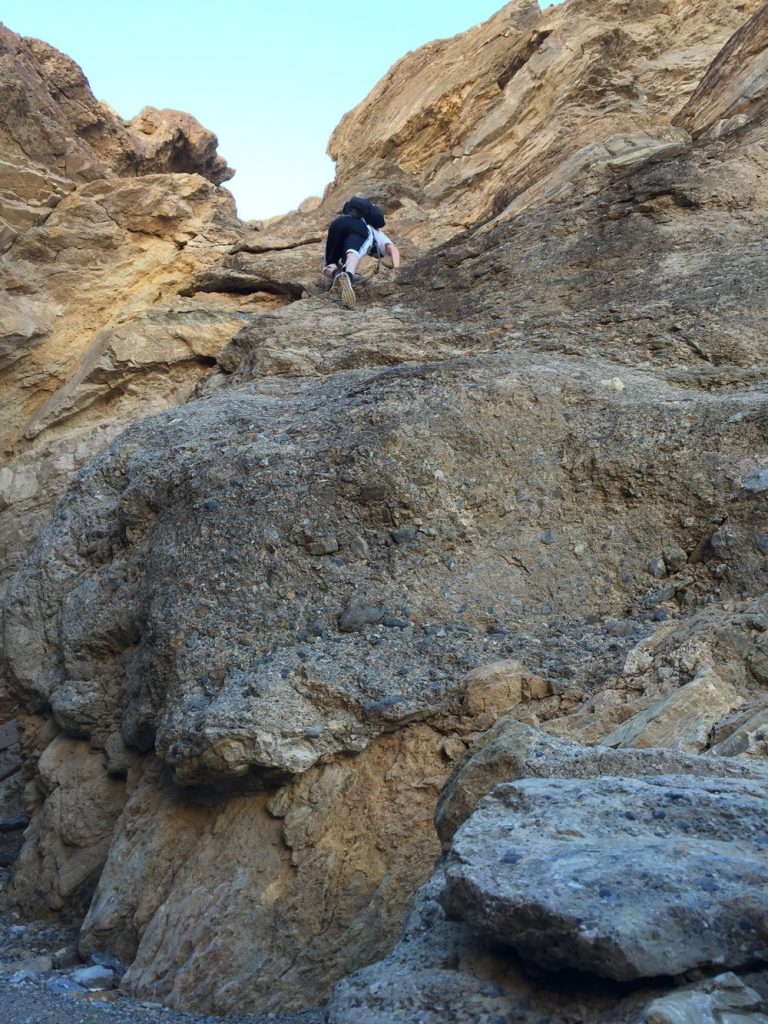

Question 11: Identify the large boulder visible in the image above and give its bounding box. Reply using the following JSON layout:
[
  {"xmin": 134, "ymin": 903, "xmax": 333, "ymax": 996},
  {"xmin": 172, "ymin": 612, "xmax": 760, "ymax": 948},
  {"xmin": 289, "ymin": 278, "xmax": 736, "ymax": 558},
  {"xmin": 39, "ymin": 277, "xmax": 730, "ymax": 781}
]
[
  {"xmin": 443, "ymin": 773, "xmax": 768, "ymax": 981},
  {"xmin": 329, "ymin": 733, "xmax": 768, "ymax": 1023}
]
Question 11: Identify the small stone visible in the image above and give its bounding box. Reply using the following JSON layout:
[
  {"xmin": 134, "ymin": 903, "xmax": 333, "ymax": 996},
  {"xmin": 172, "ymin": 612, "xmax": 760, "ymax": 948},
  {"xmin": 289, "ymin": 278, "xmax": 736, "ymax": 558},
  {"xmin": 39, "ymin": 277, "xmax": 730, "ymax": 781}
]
[
  {"xmin": 337, "ymin": 602, "xmax": 385, "ymax": 633},
  {"xmin": 348, "ymin": 535, "xmax": 369, "ymax": 559},
  {"xmin": 439, "ymin": 734, "xmax": 467, "ymax": 761},
  {"xmin": 756, "ymin": 533, "xmax": 768, "ymax": 553},
  {"xmin": 644, "ymin": 585, "xmax": 675, "ymax": 608},
  {"xmin": 648, "ymin": 557, "xmax": 666, "ymax": 578},
  {"xmin": 306, "ymin": 536, "xmax": 339, "ymax": 555},
  {"xmin": 15, "ymin": 955, "xmax": 53, "ymax": 974},
  {"xmin": 539, "ymin": 530, "xmax": 556, "ymax": 545},
  {"xmin": 382, "ymin": 616, "xmax": 409, "ymax": 628},
  {"xmin": 10, "ymin": 971, "xmax": 37, "ymax": 985},
  {"xmin": 390, "ymin": 526, "xmax": 418, "ymax": 544},
  {"xmin": 53, "ymin": 945, "xmax": 80, "ymax": 969},
  {"xmin": 710, "ymin": 527, "xmax": 735, "ymax": 558},
  {"xmin": 605, "ymin": 619, "xmax": 636, "ymax": 637},
  {"xmin": 47, "ymin": 976, "xmax": 87, "ymax": 995},
  {"xmin": 72, "ymin": 964, "xmax": 116, "ymax": 990},
  {"xmin": 261, "ymin": 526, "xmax": 282, "ymax": 551},
  {"xmin": 358, "ymin": 482, "xmax": 386, "ymax": 503},
  {"xmin": 741, "ymin": 468, "xmax": 768, "ymax": 493},
  {"xmin": 663, "ymin": 546, "xmax": 687, "ymax": 572},
  {"xmin": 643, "ymin": 971, "xmax": 768, "ymax": 1024},
  {"xmin": 653, "ymin": 609, "xmax": 669, "ymax": 622},
  {"xmin": 90, "ymin": 951, "xmax": 126, "ymax": 977}
]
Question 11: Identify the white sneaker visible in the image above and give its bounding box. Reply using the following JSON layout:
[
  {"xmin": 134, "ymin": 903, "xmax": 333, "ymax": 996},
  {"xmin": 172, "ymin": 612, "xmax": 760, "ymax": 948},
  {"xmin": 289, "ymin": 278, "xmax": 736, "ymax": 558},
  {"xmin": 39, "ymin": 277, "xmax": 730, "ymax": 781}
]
[{"xmin": 338, "ymin": 272, "xmax": 356, "ymax": 310}]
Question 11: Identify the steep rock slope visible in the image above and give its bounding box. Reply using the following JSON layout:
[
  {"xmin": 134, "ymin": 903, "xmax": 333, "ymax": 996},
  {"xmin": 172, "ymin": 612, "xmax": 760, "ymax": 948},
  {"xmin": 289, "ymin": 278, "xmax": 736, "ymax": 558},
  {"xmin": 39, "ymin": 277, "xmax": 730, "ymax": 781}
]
[
  {"xmin": 1, "ymin": 0, "xmax": 762, "ymax": 592},
  {"xmin": 328, "ymin": 0, "xmax": 761, "ymax": 239},
  {"xmin": 2, "ymin": 1, "xmax": 768, "ymax": 1021}
]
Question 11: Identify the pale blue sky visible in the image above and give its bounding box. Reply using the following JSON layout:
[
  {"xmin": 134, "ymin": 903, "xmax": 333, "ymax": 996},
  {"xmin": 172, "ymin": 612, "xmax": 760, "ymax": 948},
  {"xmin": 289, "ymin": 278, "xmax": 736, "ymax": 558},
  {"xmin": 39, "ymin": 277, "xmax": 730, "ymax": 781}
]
[{"xmin": 2, "ymin": 1, "xmax": 563, "ymax": 220}]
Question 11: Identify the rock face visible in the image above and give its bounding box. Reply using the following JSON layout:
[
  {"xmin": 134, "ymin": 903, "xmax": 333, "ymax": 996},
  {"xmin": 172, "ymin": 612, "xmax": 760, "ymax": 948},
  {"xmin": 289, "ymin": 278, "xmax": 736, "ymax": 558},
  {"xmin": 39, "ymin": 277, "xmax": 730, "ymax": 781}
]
[
  {"xmin": 443, "ymin": 774, "xmax": 768, "ymax": 980},
  {"xmin": 2, "ymin": 0, "xmax": 768, "ymax": 1020},
  {"xmin": 329, "ymin": 0, "xmax": 762, "ymax": 241},
  {"xmin": 0, "ymin": 22, "xmax": 263, "ymax": 596},
  {"xmin": 329, "ymin": 729, "xmax": 768, "ymax": 1023}
]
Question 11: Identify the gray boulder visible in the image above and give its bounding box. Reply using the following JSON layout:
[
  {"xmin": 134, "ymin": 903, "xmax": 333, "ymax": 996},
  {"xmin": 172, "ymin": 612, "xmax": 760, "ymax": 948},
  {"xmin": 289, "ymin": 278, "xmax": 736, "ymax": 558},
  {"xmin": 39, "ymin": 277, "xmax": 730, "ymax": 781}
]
[
  {"xmin": 442, "ymin": 774, "xmax": 768, "ymax": 980},
  {"xmin": 435, "ymin": 717, "xmax": 768, "ymax": 847}
]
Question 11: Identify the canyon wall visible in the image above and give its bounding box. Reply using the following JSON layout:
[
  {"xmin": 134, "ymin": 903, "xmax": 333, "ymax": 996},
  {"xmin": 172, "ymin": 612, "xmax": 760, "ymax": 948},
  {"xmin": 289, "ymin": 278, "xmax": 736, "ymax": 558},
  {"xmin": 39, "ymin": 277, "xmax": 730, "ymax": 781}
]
[{"xmin": 2, "ymin": 1, "xmax": 768, "ymax": 1020}]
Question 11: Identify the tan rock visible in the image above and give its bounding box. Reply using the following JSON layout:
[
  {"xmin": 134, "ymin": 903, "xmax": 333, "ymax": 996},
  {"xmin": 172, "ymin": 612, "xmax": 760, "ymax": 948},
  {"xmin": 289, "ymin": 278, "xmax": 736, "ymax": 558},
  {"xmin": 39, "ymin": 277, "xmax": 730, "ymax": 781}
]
[
  {"xmin": 458, "ymin": 659, "xmax": 551, "ymax": 732},
  {"xmin": 644, "ymin": 972, "xmax": 768, "ymax": 1024},
  {"xmin": 78, "ymin": 723, "xmax": 450, "ymax": 1014},
  {"xmin": 674, "ymin": 3, "xmax": 768, "ymax": 139},
  {"xmin": 329, "ymin": 0, "xmax": 761, "ymax": 241},
  {"xmin": 9, "ymin": 734, "xmax": 124, "ymax": 916},
  {"xmin": 544, "ymin": 688, "xmax": 658, "ymax": 746},
  {"xmin": 0, "ymin": 25, "xmax": 250, "ymax": 594},
  {"xmin": 601, "ymin": 667, "xmax": 745, "ymax": 753}
]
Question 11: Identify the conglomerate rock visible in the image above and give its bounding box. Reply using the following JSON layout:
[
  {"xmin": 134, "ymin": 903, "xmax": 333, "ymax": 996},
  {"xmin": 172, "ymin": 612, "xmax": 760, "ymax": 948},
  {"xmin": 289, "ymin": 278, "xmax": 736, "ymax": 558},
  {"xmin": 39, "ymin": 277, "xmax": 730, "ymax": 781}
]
[
  {"xmin": 2, "ymin": 0, "xmax": 768, "ymax": 1019},
  {"xmin": 5, "ymin": 354, "xmax": 766, "ymax": 785},
  {"xmin": 443, "ymin": 774, "xmax": 768, "ymax": 980}
]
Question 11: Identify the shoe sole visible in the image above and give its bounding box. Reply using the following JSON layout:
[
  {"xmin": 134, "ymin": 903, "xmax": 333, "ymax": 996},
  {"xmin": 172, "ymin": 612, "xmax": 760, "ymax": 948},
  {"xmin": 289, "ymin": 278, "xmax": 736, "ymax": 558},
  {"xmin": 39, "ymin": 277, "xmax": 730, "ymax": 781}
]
[{"xmin": 338, "ymin": 272, "xmax": 356, "ymax": 310}]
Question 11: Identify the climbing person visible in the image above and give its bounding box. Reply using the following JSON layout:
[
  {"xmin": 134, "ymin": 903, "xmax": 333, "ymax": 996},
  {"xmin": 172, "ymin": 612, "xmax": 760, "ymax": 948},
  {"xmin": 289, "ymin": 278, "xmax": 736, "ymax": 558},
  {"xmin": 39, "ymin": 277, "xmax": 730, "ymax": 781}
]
[{"xmin": 322, "ymin": 197, "xmax": 399, "ymax": 310}]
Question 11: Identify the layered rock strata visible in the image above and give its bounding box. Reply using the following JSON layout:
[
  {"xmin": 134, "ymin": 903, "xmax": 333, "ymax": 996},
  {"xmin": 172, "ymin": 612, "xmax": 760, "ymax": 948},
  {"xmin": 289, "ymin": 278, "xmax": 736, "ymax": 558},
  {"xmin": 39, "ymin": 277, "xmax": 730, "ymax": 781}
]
[{"xmin": 0, "ymin": 22, "xmax": 260, "ymax": 594}]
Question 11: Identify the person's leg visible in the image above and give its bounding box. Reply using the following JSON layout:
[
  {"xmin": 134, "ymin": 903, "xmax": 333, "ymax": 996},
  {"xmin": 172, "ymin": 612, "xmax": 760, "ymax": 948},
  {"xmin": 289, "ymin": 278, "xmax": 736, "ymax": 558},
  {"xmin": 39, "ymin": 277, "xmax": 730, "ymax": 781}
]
[
  {"xmin": 324, "ymin": 217, "xmax": 345, "ymax": 268},
  {"xmin": 325, "ymin": 215, "xmax": 364, "ymax": 268},
  {"xmin": 344, "ymin": 249, "xmax": 361, "ymax": 275}
]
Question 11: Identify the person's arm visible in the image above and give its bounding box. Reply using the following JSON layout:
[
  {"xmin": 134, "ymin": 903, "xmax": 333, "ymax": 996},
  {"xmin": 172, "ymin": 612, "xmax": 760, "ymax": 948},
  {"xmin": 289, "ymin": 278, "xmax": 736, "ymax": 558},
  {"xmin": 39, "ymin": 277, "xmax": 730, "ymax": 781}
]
[{"xmin": 384, "ymin": 242, "xmax": 400, "ymax": 269}]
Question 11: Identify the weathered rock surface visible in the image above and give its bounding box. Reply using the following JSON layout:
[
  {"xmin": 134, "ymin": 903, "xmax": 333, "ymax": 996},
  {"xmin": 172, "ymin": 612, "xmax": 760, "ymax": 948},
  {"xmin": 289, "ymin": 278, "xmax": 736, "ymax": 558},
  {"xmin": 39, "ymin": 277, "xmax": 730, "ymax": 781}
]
[
  {"xmin": 75, "ymin": 726, "xmax": 449, "ymax": 1014},
  {"xmin": 443, "ymin": 774, "xmax": 768, "ymax": 980},
  {"xmin": 600, "ymin": 666, "xmax": 745, "ymax": 751},
  {"xmin": 5, "ymin": 354, "xmax": 766, "ymax": 786},
  {"xmin": 0, "ymin": 23, "xmax": 256, "ymax": 594},
  {"xmin": 435, "ymin": 717, "xmax": 768, "ymax": 846},
  {"xmin": 329, "ymin": 0, "xmax": 763, "ymax": 239},
  {"xmin": 329, "ymin": 736, "xmax": 768, "ymax": 1022},
  {"xmin": 2, "ymin": 0, "xmax": 768, "ymax": 1019},
  {"xmin": 0, "ymin": 24, "xmax": 232, "ymax": 235},
  {"xmin": 11, "ymin": 735, "xmax": 124, "ymax": 918},
  {"xmin": 644, "ymin": 972, "xmax": 768, "ymax": 1024}
]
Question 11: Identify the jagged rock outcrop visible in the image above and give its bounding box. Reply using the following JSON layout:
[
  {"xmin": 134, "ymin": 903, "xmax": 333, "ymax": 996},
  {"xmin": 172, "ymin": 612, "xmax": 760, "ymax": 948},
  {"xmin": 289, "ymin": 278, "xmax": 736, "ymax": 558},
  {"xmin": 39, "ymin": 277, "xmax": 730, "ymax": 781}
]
[
  {"xmin": 0, "ymin": 23, "xmax": 266, "ymax": 594},
  {"xmin": 0, "ymin": 24, "xmax": 232, "ymax": 242},
  {"xmin": 328, "ymin": 0, "xmax": 763, "ymax": 240},
  {"xmin": 2, "ymin": 0, "xmax": 768, "ymax": 1020}
]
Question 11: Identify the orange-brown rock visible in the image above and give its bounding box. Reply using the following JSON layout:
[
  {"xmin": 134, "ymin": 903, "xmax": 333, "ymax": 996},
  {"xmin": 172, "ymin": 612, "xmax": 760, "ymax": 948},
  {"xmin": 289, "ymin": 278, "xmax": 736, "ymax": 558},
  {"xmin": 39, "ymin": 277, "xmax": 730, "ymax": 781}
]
[{"xmin": 328, "ymin": 0, "xmax": 762, "ymax": 243}]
